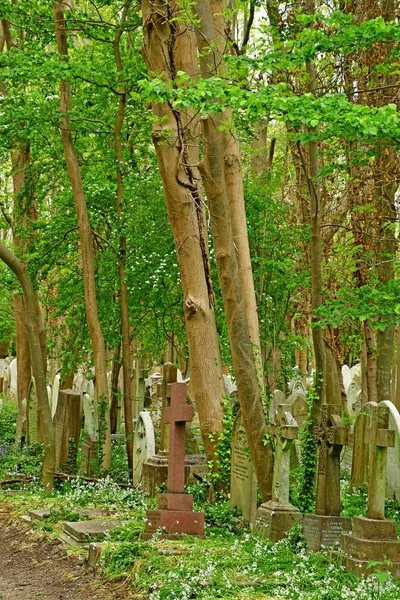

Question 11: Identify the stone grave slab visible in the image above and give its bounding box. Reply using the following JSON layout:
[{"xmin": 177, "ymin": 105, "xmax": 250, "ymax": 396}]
[
  {"xmin": 230, "ymin": 410, "xmax": 257, "ymax": 524},
  {"xmin": 60, "ymin": 519, "xmax": 122, "ymax": 546},
  {"xmin": 80, "ymin": 433, "xmax": 98, "ymax": 476}
]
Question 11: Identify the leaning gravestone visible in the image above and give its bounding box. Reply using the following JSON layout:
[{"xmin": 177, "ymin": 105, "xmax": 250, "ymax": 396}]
[
  {"xmin": 303, "ymin": 404, "xmax": 351, "ymax": 550},
  {"xmin": 254, "ymin": 404, "xmax": 302, "ymax": 541},
  {"xmin": 342, "ymin": 365, "xmax": 352, "ymax": 394},
  {"xmin": 341, "ymin": 403, "xmax": 400, "ymax": 577},
  {"xmin": 81, "ymin": 433, "xmax": 98, "ymax": 476},
  {"xmin": 133, "ymin": 411, "xmax": 156, "ymax": 484},
  {"xmin": 54, "ymin": 389, "xmax": 81, "ymax": 472},
  {"xmin": 83, "ymin": 392, "xmax": 97, "ymax": 437},
  {"xmin": 230, "ymin": 410, "xmax": 257, "ymax": 524},
  {"xmin": 350, "ymin": 401, "xmax": 376, "ymax": 489},
  {"xmin": 346, "ymin": 380, "xmax": 361, "ymax": 417},
  {"xmin": 269, "ymin": 389, "xmax": 285, "ymax": 423}
]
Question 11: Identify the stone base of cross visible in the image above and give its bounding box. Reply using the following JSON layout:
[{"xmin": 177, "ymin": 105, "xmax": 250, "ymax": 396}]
[
  {"xmin": 341, "ymin": 403, "xmax": 400, "ymax": 578},
  {"xmin": 142, "ymin": 382, "xmax": 204, "ymax": 540}
]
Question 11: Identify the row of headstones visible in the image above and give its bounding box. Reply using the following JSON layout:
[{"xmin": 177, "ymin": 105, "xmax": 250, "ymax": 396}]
[{"xmin": 231, "ymin": 398, "xmax": 400, "ymax": 577}]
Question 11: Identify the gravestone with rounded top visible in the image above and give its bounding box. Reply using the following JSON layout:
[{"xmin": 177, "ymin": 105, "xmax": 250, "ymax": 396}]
[{"xmin": 341, "ymin": 402, "xmax": 400, "ymax": 577}]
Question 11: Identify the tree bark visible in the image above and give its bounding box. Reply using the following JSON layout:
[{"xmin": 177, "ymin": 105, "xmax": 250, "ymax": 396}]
[
  {"xmin": 0, "ymin": 242, "xmax": 55, "ymax": 490},
  {"xmin": 53, "ymin": 1, "xmax": 111, "ymax": 468},
  {"xmin": 113, "ymin": 3, "xmax": 134, "ymax": 479},
  {"xmin": 141, "ymin": 0, "xmax": 225, "ymax": 469}
]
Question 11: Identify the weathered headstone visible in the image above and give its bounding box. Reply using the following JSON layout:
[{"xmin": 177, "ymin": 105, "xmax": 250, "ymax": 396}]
[
  {"xmin": 54, "ymin": 389, "xmax": 81, "ymax": 472},
  {"xmin": 350, "ymin": 363, "xmax": 362, "ymax": 389},
  {"xmin": 83, "ymin": 392, "xmax": 97, "ymax": 437},
  {"xmin": 2, "ymin": 366, "xmax": 10, "ymax": 399},
  {"xmin": 80, "ymin": 433, "xmax": 98, "ymax": 476},
  {"xmin": 269, "ymin": 389, "xmax": 285, "ymax": 423},
  {"xmin": 142, "ymin": 382, "xmax": 204, "ymax": 539},
  {"xmin": 254, "ymin": 404, "xmax": 302, "ymax": 541},
  {"xmin": 27, "ymin": 379, "xmax": 42, "ymax": 445},
  {"xmin": 9, "ymin": 358, "xmax": 17, "ymax": 400},
  {"xmin": 341, "ymin": 403, "xmax": 400, "ymax": 577},
  {"xmin": 350, "ymin": 401, "xmax": 376, "ymax": 489},
  {"xmin": 286, "ymin": 390, "xmax": 308, "ymax": 428},
  {"xmin": 303, "ymin": 405, "xmax": 351, "ymax": 550},
  {"xmin": 230, "ymin": 410, "xmax": 257, "ymax": 524},
  {"xmin": 133, "ymin": 411, "xmax": 156, "ymax": 484},
  {"xmin": 342, "ymin": 365, "xmax": 352, "ymax": 394}
]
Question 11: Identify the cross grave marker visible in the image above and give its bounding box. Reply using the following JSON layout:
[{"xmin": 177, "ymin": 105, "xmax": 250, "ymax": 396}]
[{"xmin": 142, "ymin": 382, "xmax": 204, "ymax": 539}]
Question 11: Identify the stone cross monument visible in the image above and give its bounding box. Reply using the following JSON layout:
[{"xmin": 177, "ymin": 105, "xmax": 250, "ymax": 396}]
[
  {"xmin": 341, "ymin": 403, "xmax": 400, "ymax": 577},
  {"xmin": 254, "ymin": 404, "xmax": 302, "ymax": 541},
  {"xmin": 303, "ymin": 404, "xmax": 352, "ymax": 550},
  {"xmin": 142, "ymin": 383, "xmax": 204, "ymax": 539}
]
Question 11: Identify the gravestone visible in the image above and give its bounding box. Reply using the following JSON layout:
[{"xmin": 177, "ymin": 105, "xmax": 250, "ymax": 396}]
[
  {"xmin": 134, "ymin": 358, "xmax": 148, "ymax": 421},
  {"xmin": 54, "ymin": 389, "xmax": 81, "ymax": 472},
  {"xmin": 254, "ymin": 404, "xmax": 302, "ymax": 541},
  {"xmin": 382, "ymin": 401, "xmax": 400, "ymax": 500},
  {"xmin": 80, "ymin": 433, "xmax": 98, "ymax": 476},
  {"xmin": 141, "ymin": 363, "xmax": 177, "ymax": 496},
  {"xmin": 350, "ymin": 401, "xmax": 376, "ymax": 489},
  {"xmin": 230, "ymin": 410, "xmax": 257, "ymax": 524},
  {"xmin": 303, "ymin": 404, "xmax": 351, "ymax": 550},
  {"xmin": 269, "ymin": 389, "xmax": 285, "ymax": 423},
  {"xmin": 83, "ymin": 392, "xmax": 97, "ymax": 437},
  {"xmin": 142, "ymin": 382, "xmax": 204, "ymax": 539},
  {"xmin": 3, "ymin": 366, "xmax": 10, "ymax": 399},
  {"xmin": 286, "ymin": 390, "xmax": 308, "ymax": 428},
  {"xmin": 342, "ymin": 365, "xmax": 352, "ymax": 394},
  {"xmin": 133, "ymin": 411, "xmax": 156, "ymax": 484},
  {"xmin": 350, "ymin": 363, "xmax": 362, "ymax": 388},
  {"xmin": 346, "ymin": 380, "xmax": 361, "ymax": 417},
  {"xmin": 51, "ymin": 373, "xmax": 61, "ymax": 419},
  {"xmin": 27, "ymin": 379, "xmax": 42, "ymax": 445},
  {"xmin": 341, "ymin": 403, "xmax": 400, "ymax": 577},
  {"xmin": 60, "ymin": 519, "xmax": 122, "ymax": 546},
  {"xmin": 9, "ymin": 358, "xmax": 17, "ymax": 400}
]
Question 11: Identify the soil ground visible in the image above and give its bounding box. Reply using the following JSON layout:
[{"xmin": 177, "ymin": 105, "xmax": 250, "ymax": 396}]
[{"xmin": 0, "ymin": 503, "xmax": 134, "ymax": 600}]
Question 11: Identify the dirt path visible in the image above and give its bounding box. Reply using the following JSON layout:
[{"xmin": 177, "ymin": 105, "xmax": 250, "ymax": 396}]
[{"xmin": 0, "ymin": 505, "xmax": 134, "ymax": 600}]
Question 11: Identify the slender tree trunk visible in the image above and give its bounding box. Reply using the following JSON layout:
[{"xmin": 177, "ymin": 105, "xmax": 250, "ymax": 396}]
[
  {"xmin": 53, "ymin": 2, "xmax": 111, "ymax": 468},
  {"xmin": 0, "ymin": 242, "xmax": 55, "ymax": 490},
  {"xmin": 194, "ymin": 0, "xmax": 273, "ymax": 500},
  {"xmin": 110, "ymin": 344, "xmax": 121, "ymax": 434},
  {"xmin": 141, "ymin": 0, "xmax": 225, "ymax": 469},
  {"xmin": 112, "ymin": 5, "xmax": 134, "ymax": 478}
]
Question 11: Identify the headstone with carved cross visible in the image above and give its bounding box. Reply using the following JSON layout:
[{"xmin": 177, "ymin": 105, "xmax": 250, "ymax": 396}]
[
  {"xmin": 341, "ymin": 403, "xmax": 400, "ymax": 578},
  {"xmin": 142, "ymin": 382, "xmax": 204, "ymax": 539},
  {"xmin": 254, "ymin": 404, "xmax": 303, "ymax": 541},
  {"xmin": 303, "ymin": 404, "xmax": 352, "ymax": 551}
]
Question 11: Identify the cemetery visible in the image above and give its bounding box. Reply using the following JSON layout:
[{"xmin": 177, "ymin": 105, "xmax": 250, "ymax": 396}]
[{"xmin": 1, "ymin": 1, "xmax": 400, "ymax": 599}]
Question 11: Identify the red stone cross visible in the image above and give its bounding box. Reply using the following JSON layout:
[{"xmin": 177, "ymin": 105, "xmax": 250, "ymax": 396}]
[{"xmin": 163, "ymin": 382, "xmax": 193, "ymax": 494}]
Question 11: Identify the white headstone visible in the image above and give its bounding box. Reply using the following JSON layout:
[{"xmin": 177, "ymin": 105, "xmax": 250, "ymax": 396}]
[
  {"xmin": 10, "ymin": 358, "xmax": 17, "ymax": 399},
  {"xmin": 133, "ymin": 411, "xmax": 155, "ymax": 484},
  {"xmin": 83, "ymin": 392, "xmax": 97, "ymax": 438},
  {"xmin": 3, "ymin": 367, "xmax": 10, "ymax": 399},
  {"xmin": 223, "ymin": 374, "xmax": 237, "ymax": 397},
  {"xmin": 346, "ymin": 380, "xmax": 361, "ymax": 417},
  {"xmin": 0, "ymin": 359, "xmax": 7, "ymax": 377},
  {"xmin": 51, "ymin": 373, "xmax": 60, "ymax": 419},
  {"xmin": 381, "ymin": 400, "xmax": 400, "ymax": 501},
  {"xmin": 350, "ymin": 363, "xmax": 362, "ymax": 388},
  {"xmin": 342, "ymin": 365, "xmax": 352, "ymax": 394}
]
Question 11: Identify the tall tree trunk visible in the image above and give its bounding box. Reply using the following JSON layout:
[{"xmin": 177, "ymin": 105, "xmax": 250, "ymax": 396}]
[
  {"xmin": 53, "ymin": 2, "xmax": 111, "ymax": 468},
  {"xmin": 141, "ymin": 0, "xmax": 225, "ymax": 469},
  {"xmin": 113, "ymin": 3, "xmax": 134, "ymax": 479},
  {"xmin": 194, "ymin": 0, "xmax": 273, "ymax": 501},
  {"xmin": 0, "ymin": 242, "xmax": 55, "ymax": 490}
]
